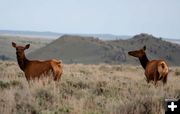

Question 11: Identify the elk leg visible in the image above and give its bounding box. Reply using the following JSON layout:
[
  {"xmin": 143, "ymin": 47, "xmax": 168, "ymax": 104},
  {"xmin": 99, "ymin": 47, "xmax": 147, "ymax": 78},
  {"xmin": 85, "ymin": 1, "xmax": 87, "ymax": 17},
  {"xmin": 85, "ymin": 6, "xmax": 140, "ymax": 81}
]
[
  {"xmin": 145, "ymin": 73, "xmax": 149, "ymax": 83},
  {"xmin": 145, "ymin": 78, "xmax": 150, "ymax": 83},
  {"xmin": 154, "ymin": 74, "xmax": 158, "ymax": 86},
  {"xmin": 162, "ymin": 74, "xmax": 168, "ymax": 85},
  {"xmin": 52, "ymin": 65, "xmax": 61, "ymax": 81}
]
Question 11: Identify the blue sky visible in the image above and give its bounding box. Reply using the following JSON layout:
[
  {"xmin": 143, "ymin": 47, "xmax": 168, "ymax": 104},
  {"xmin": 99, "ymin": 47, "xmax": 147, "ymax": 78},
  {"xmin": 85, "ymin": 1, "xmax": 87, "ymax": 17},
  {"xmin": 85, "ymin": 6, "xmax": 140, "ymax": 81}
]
[{"xmin": 0, "ymin": 0, "xmax": 179, "ymax": 39}]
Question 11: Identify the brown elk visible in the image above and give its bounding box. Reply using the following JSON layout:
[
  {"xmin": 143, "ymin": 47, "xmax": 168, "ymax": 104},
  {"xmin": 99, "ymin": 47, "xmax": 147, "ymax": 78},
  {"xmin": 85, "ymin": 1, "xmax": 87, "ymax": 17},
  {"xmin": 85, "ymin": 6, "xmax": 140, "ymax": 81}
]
[
  {"xmin": 128, "ymin": 46, "xmax": 169, "ymax": 85},
  {"xmin": 12, "ymin": 42, "xmax": 63, "ymax": 82}
]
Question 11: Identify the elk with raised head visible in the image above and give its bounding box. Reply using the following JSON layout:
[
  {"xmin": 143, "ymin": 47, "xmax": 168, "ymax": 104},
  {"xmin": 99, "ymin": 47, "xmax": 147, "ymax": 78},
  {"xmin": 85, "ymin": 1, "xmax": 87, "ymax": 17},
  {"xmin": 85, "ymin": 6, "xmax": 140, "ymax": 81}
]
[
  {"xmin": 128, "ymin": 46, "xmax": 169, "ymax": 85},
  {"xmin": 12, "ymin": 42, "xmax": 63, "ymax": 82}
]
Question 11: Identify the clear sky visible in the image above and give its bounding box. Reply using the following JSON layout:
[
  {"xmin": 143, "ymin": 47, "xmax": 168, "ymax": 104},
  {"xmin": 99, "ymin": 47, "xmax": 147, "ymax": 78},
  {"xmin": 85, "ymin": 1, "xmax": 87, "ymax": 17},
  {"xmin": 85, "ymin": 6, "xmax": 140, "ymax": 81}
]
[{"xmin": 0, "ymin": 0, "xmax": 179, "ymax": 39}]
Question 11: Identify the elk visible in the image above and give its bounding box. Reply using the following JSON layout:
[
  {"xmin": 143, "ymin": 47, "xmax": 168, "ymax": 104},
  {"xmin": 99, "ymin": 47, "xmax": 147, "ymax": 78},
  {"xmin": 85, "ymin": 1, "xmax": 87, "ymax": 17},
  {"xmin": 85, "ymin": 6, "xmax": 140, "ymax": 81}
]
[
  {"xmin": 12, "ymin": 42, "xmax": 63, "ymax": 82},
  {"xmin": 128, "ymin": 46, "xmax": 169, "ymax": 85}
]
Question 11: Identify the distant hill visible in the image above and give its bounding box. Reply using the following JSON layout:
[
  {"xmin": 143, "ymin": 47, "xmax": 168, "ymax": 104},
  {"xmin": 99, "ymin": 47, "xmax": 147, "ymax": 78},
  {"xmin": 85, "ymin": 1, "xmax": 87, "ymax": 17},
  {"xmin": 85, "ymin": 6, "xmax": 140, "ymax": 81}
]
[
  {"xmin": 0, "ymin": 30, "xmax": 61, "ymax": 39},
  {"xmin": 75, "ymin": 34, "xmax": 131, "ymax": 40},
  {"xmin": 165, "ymin": 39, "xmax": 180, "ymax": 45},
  {"xmin": 0, "ymin": 30, "xmax": 130, "ymax": 40},
  {"xmin": 0, "ymin": 35, "xmax": 52, "ymax": 60},
  {"xmin": 28, "ymin": 33, "xmax": 180, "ymax": 66},
  {"xmin": 1, "ymin": 30, "xmax": 180, "ymax": 44},
  {"xmin": 29, "ymin": 35, "xmax": 116, "ymax": 64}
]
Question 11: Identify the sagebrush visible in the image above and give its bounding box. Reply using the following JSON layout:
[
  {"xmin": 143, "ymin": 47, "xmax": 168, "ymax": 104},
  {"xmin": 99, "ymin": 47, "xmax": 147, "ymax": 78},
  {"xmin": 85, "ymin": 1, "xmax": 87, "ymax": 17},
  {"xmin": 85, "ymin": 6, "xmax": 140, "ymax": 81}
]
[{"xmin": 0, "ymin": 61, "xmax": 179, "ymax": 114}]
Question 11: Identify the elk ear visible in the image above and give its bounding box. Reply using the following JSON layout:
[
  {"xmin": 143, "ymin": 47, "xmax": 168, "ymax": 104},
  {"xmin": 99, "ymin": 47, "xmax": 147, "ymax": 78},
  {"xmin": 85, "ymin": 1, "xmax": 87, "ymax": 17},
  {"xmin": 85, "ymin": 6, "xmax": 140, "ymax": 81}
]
[
  {"xmin": 12, "ymin": 42, "xmax": 16, "ymax": 48},
  {"xmin": 143, "ymin": 45, "xmax": 146, "ymax": 50},
  {"xmin": 25, "ymin": 44, "xmax": 30, "ymax": 49}
]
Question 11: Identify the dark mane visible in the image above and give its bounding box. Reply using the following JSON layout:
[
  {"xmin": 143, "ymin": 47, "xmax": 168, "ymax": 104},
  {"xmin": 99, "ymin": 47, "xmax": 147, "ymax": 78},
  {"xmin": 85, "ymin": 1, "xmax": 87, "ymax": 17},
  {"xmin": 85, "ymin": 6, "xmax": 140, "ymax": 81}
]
[{"xmin": 139, "ymin": 54, "xmax": 149, "ymax": 69}]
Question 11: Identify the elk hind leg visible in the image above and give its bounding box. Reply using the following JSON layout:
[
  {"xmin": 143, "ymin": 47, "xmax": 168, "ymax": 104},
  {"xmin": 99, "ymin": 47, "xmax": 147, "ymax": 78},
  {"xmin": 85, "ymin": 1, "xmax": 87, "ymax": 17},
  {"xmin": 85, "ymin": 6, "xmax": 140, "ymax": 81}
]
[
  {"xmin": 162, "ymin": 74, "xmax": 168, "ymax": 85},
  {"xmin": 153, "ymin": 74, "xmax": 158, "ymax": 86},
  {"xmin": 52, "ymin": 65, "xmax": 61, "ymax": 81}
]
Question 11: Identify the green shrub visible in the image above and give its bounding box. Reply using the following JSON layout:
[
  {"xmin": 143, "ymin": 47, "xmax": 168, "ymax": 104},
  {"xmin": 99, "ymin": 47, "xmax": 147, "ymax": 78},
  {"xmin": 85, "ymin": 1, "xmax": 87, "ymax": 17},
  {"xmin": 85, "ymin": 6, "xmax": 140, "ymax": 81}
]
[
  {"xmin": 0, "ymin": 81, "xmax": 10, "ymax": 89},
  {"xmin": 175, "ymin": 69, "xmax": 180, "ymax": 76}
]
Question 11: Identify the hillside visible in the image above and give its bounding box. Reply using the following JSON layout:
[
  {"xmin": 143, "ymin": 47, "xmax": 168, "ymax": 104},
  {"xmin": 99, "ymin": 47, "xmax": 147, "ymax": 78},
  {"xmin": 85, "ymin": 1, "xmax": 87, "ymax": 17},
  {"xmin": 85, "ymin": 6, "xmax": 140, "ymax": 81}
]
[
  {"xmin": 0, "ymin": 35, "xmax": 52, "ymax": 60},
  {"xmin": 29, "ymin": 35, "xmax": 117, "ymax": 64},
  {"xmin": 0, "ymin": 30, "xmax": 130, "ymax": 40},
  {"xmin": 108, "ymin": 34, "xmax": 180, "ymax": 65},
  {"xmin": 28, "ymin": 33, "xmax": 180, "ymax": 65}
]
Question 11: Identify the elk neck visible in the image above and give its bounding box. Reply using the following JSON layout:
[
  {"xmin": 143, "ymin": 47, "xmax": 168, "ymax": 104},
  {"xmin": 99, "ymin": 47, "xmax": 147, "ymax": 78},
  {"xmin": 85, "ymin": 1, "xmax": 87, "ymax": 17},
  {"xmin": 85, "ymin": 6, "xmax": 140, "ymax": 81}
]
[
  {"xmin": 16, "ymin": 53, "xmax": 29, "ymax": 71},
  {"xmin": 139, "ymin": 54, "xmax": 149, "ymax": 69}
]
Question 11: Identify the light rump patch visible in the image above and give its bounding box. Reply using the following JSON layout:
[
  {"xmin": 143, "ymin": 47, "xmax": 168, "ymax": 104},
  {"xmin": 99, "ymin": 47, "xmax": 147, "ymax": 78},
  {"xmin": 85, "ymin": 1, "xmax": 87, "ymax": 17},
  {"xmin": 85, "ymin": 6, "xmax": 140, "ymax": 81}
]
[{"xmin": 12, "ymin": 42, "xmax": 63, "ymax": 82}]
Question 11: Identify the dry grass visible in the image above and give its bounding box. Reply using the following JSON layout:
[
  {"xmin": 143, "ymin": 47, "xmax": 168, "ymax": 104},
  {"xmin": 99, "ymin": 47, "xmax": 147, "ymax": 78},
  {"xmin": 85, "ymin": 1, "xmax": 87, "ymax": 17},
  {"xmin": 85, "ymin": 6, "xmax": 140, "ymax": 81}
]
[{"xmin": 0, "ymin": 61, "xmax": 179, "ymax": 114}]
